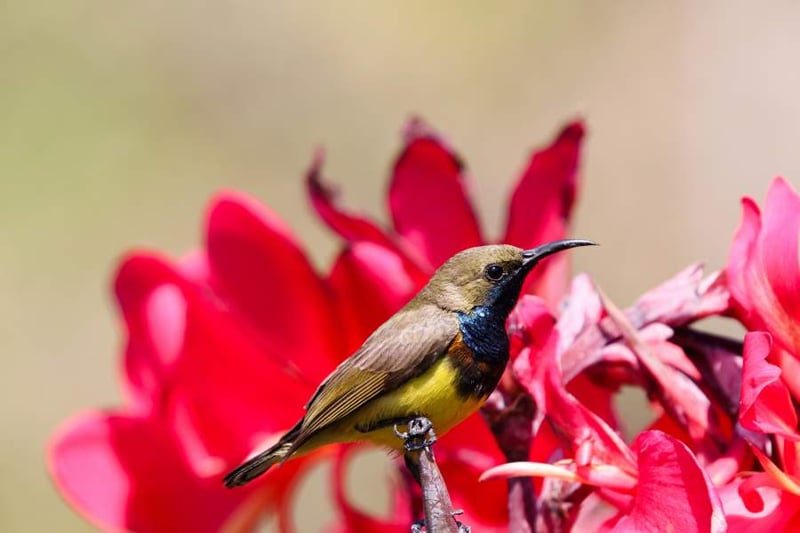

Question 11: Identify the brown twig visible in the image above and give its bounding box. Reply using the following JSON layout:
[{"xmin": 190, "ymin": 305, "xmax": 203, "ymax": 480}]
[{"xmin": 397, "ymin": 417, "xmax": 467, "ymax": 533}]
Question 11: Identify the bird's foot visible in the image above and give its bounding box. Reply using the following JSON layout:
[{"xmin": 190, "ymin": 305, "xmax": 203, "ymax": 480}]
[
  {"xmin": 409, "ymin": 510, "xmax": 471, "ymax": 533},
  {"xmin": 393, "ymin": 416, "xmax": 437, "ymax": 452}
]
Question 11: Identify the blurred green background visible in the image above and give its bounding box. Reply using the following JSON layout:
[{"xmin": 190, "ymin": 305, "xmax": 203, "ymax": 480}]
[{"xmin": 3, "ymin": 2, "xmax": 800, "ymax": 531}]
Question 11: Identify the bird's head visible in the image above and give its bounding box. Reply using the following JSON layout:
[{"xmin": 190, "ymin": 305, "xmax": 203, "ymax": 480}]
[{"xmin": 420, "ymin": 240, "xmax": 595, "ymax": 316}]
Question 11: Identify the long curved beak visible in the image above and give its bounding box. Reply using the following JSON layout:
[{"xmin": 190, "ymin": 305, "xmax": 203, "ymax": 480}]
[{"xmin": 522, "ymin": 239, "xmax": 596, "ymax": 269}]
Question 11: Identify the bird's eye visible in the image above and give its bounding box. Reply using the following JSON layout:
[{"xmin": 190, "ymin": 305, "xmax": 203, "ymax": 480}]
[{"xmin": 485, "ymin": 264, "xmax": 505, "ymax": 282}]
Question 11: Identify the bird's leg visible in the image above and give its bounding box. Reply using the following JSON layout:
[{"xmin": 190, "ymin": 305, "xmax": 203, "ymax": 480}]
[
  {"xmin": 404, "ymin": 453, "xmax": 422, "ymax": 486},
  {"xmin": 395, "ymin": 416, "xmax": 469, "ymax": 533}
]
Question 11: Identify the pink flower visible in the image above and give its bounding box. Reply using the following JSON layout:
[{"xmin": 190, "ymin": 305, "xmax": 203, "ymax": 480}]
[
  {"xmin": 714, "ymin": 177, "xmax": 800, "ymax": 530},
  {"xmin": 49, "ymin": 119, "xmax": 586, "ymax": 532},
  {"xmin": 725, "ymin": 177, "xmax": 800, "ymax": 399},
  {"xmin": 49, "ymin": 198, "xmax": 351, "ymax": 532},
  {"xmin": 717, "ymin": 332, "xmax": 800, "ymax": 530},
  {"xmin": 479, "ymin": 176, "xmax": 800, "ymax": 532},
  {"xmin": 482, "ymin": 269, "xmax": 731, "ymax": 532}
]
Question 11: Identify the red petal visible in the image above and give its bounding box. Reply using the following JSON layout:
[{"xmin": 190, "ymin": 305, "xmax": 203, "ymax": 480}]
[
  {"xmin": 48, "ymin": 411, "xmax": 251, "ymax": 533},
  {"xmin": 166, "ymin": 291, "xmax": 312, "ymax": 472},
  {"xmin": 635, "ymin": 264, "xmax": 730, "ymax": 327},
  {"xmin": 568, "ymin": 374, "xmax": 620, "ymax": 432},
  {"xmin": 503, "ymin": 121, "xmax": 584, "ymax": 248},
  {"xmin": 503, "ymin": 121, "xmax": 585, "ymax": 304},
  {"xmin": 436, "ymin": 413, "xmax": 509, "ymax": 528},
  {"xmin": 614, "ymin": 431, "xmax": 727, "ymax": 533},
  {"xmin": 116, "ymin": 251, "xmax": 312, "ymax": 473},
  {"xmin": 481, "ymin": 461, "xmax": 637, "ymax": 493},
  {"xmin": 719, "ymin": 478, "xmax": 798, "ymax": 532},
  {"xmin": 114, "ymin": 253, "xmax": 188, "ymax": 409},
  {"xmin": 740, "ymin": 332, "xmax": 800, "ymax": 440},
  {"xmin": 602, "ymin": 294, "xmax": 719, "ymax": 446},
  {"xmin": 306, "ymin": 150, "xmax": 396, "ymax": 247},
  {"xmin": 726, "ymin": 178, "xmax": 800, "ymax": 357},
  {"xmin": 327, "ymin": 242, "xmax": 426, "ymax": 353},
  {"xmin": 650, "ymin": 337, "xmax": 702, "ymax": 380},
  {"xmin": 514, "ymin": 329, "xmax": 637, "ymax": 472},
  {"xmin": 775, "ymin": 349, "xmax": 800, "ymax": 405},
  {"xmin": 388, "ymin": 118, "xmax": 483, "ymax": 268},
  {"xmin": 206, "ymin": 192, "xmax": 342, "ymax": 383},
  {"xmin": 726, "ymin": 197, "xmax": 761, "ymax": 316},
  {"xmin": 331, "ymin": 446, "xmax": 409, "ymax": 533},
  {"xmin": 705, "ymin": 436, "xmax": 752, "ymax": 486},
  {"xmin": 759, "ymin": 178, "xmax": 800, "ymax": 322},
  {"xmin": 749, "ymin": 443, "xmax": 800, "ymax": 496}
]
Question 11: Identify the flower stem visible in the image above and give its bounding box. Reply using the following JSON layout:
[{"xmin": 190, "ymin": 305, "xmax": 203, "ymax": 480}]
[{"xmin": 483, "ymin": 390, "xmax": 537, "ymax": 532}]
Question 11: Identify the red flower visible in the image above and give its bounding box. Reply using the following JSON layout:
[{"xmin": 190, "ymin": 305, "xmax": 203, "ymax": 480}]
[
  {"xmin": 483, "ymin": 430, "xmax": 727, "ymax": 533},
  {"xmin": 49, "ymin": 198, "xmax": 348, "ymax": 532},
  {"xmin": 478, "ymin": 176, "xmax": 800, "ymax": 532},
  {"xmin": 49, "ymin": 119, "xmax": 585, "ymax": 531},
  {"xmin": 715, "ymin": 177, "xmax": 800, "ymax": 531},
  {"xmin": 725, "ymin": 177, "xmax": 800, "ymax": 399},
  {"xmin": 482, "ymin": 269, "xmax": 731, "ymax": 532},
  {"xmin": 717, "ymin": 332, "xmax": 800, "ymax": 530}
]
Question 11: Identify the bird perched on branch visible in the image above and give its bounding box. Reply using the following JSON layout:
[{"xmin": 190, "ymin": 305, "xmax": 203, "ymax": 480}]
[{"xmin": 224, "ymin": 239, "xmax": 594, "ymax": 488}]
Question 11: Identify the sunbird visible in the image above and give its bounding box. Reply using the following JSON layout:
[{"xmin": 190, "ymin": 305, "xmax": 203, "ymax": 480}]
[{"xmin": 224, "ymin": 239, "xmax": 594, "ymax": 488}]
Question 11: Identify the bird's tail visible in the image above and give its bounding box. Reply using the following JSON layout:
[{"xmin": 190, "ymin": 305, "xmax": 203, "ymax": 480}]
[{"xmin": 223, "ymin": 440, "xmax": 293, "ymax": 488}]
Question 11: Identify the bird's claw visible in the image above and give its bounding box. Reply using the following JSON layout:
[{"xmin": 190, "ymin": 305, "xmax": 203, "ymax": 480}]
[
  {"xmin": 409, "ymin": 510, "xmax": 470, "ymax": 533},
  {"xmin": 394, "ymin": 416, "xmax": 437, "ymax": 452}
]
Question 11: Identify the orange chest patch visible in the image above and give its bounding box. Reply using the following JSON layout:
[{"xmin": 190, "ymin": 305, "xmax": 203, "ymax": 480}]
[{"xmin": 446, "ymin": 333, "xmax": 506, "ymax": 399}]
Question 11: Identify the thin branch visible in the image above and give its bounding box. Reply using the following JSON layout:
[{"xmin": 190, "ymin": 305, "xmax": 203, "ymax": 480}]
[{"xmin": 397, "ymin": 417, "xmax": 468, "ymax": 533}]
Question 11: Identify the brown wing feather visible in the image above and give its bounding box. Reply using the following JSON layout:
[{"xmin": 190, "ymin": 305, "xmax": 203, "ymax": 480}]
[{"xmin": 290, "ymin": 304, "xmax": 458, "ymax": 449}]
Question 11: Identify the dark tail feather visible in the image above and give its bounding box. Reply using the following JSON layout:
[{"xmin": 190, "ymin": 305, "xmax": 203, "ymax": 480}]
[{"xmin": 223, "ymin": 441, "xmax": 292, "ymax": 488}]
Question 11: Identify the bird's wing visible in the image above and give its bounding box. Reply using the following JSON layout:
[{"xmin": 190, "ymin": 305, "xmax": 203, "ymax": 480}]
[{"xmin": 291, "ymin": 304, "xmax": 459, "ymax": 448}]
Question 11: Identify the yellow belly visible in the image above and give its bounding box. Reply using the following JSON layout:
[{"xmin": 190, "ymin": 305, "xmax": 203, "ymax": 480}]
[{"xmin": 299, "ymin": 356, "xmax": 486, "ymax": 452}]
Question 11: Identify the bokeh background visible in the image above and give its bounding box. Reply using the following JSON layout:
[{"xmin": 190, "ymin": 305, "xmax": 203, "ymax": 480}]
[{"xmin": 3, "ymin": 2, "xmax": 800, "ymax": 531}]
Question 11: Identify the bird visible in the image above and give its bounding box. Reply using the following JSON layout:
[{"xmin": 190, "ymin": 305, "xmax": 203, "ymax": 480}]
[{"xmin": 224, "ymin": 239, "xmax": 595, "ymax": 488}]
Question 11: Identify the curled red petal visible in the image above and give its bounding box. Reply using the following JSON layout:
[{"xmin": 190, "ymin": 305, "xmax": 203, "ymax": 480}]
[
  {"xmin": 206, "ymin": 192, "xmax": 342, "ymax": 384},
  {"xmin": 306, "ymin": 150, "xmax": 396, "ymax": 247},
  {"xmin": 740, "ymin": 332, "xmax": 800, "ymax": 440},
  {"xmin": 719, "ymin": 477, "xmax": 798, "ymax": 532},
  {"xmin": 614, "ymin": 430, "xmax": 727, "ymax": 533},
  {"xmin": 389, "ymin": 118, "xmax": 483, "ymax": 268}
]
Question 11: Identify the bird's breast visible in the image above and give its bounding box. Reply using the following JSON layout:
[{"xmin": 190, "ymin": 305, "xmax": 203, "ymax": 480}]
[
  {"xmin": 332, "ymin": 355, "xmax": 487, "ymax": 449},
  {"xmin": 456, "ymin": 306, "xmax": 510, "ymax": 364},
  {"xmin": 447, "ymin": 332, "xmax": 507, "ymax": 399}
]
